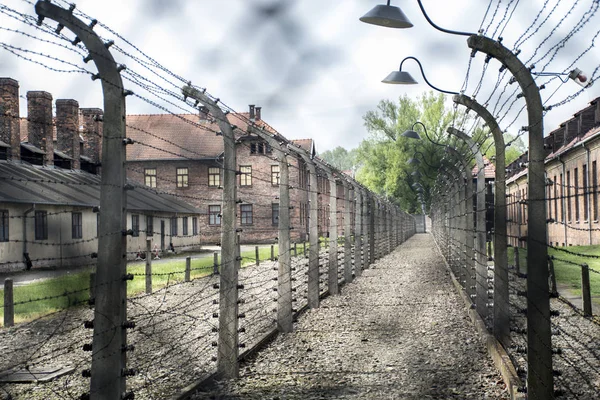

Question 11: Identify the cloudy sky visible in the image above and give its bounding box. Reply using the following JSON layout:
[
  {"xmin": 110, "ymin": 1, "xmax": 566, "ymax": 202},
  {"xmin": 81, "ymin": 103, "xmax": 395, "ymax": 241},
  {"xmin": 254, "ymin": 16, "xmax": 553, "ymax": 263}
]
[{"xmin": 1, "ymin": 0, "xmax": 598, "ymax": 153}]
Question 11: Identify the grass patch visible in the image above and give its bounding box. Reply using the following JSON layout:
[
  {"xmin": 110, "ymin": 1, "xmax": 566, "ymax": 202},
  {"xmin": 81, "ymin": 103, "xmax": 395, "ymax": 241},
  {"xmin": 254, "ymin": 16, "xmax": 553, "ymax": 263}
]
[
  {"xmin": 0, "ymin": 245, "xmax": 282, "ymax": 326},
  {"xmin": 507, "ymin": 245, "xmax": 600, "ymax": 298}
]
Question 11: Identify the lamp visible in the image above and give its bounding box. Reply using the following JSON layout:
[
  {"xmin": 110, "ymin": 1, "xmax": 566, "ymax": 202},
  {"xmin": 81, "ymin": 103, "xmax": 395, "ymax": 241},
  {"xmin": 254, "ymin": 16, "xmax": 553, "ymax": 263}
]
[
  {"xmin": 360, "ymin": 0, "xmax": 474, "ymax": 36},
  {"xmin": 359, "ymin": 0, "xmax": 412, "ymax": 28},
  {"xmin": 383, "ymin": 56, "xmax": 459, "ymax": 95},
  {"xmin": 401, "ymin": 121, "xmax": 427, "ymax": 140}
]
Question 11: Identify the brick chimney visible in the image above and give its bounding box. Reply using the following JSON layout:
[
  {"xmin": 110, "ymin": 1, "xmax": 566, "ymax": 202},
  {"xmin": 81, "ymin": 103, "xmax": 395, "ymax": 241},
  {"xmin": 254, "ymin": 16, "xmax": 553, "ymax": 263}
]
[
  {"xmin": 249, "ymin": 104, "xmax": 255, "ymax": 120},
  {"xmin": 80, "ymin": 108, "xmax": 103, "ymax": 165},
  {"xmin": 27, "ymin": 91, "xmax": 54, "ymax": 166},
  {"xmin": 579, "ymin": 105, "xmax": 596, "ymax": 137},
  {"xmin": 0, "ymin": 78, "xmax": 21, "ymax": 160},
  {"xmin": 56, "ymin": 99, "xmax": 80, "ymax": 169},
  {"xmin": 256, "ymin": 106, "xmax": 262, "ymax": 121},
  {"xmin": 564, "ymin": 118, "xmax": 579, "ymax": 144}
]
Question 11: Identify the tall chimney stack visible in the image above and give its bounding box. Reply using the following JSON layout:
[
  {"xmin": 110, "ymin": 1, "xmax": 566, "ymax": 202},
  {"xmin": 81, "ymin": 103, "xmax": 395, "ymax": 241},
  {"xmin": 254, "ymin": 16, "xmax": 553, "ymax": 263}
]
[
  {"xmin": 0, "ymin": 78, "xmax": 21, "ymax": 160},
  {"xmin": 249, "ymin": 104, "xmax": 255, "ymax": 121},
  {"xmin": 80, "ymin": 108, "xmax": 103, "ymax": 165},
  {"xmin": 256, "ymin": 106, "xmax": 262, "ymax": 121},
  {"xmin": 27, "ymin": 91, "xmax": 54, "ymax": 166},
  {"xmin": 56, "ymin": 99, "xmax": 80, "ymax": 169}
]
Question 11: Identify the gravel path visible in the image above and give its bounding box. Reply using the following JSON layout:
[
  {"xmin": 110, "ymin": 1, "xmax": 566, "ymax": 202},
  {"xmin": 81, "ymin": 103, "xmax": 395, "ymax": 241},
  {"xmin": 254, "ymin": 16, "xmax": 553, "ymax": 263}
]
[{"xmin": 193, "ymin": 234, "xmax": 510, "ymax": 399}]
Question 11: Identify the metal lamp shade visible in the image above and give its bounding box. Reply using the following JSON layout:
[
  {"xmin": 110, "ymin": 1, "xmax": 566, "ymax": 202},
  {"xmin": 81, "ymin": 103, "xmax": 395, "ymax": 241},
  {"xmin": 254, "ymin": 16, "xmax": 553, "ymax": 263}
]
[
  {"xmin": 359, "ymin": 4, "xmax": 413, "ymax": 28},
  {"xmin": 408, "ymin": 157, "xmax": 420, "ymax": 165},
  {"xmin": 411, "ymin": 170, "xmax": 421, "ymax": 178},
  {"xmin": 382, "ymin": 70, "xmax": 418, "ymax": 84},
  {"xmin": 401, "ymin": 129, "xmax": 421, "ymax": 140}
]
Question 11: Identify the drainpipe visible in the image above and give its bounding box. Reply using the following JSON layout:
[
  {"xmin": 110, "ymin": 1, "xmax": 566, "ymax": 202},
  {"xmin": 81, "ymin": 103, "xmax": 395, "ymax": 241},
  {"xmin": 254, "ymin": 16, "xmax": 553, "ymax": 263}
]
[
  {"xmin": 558, "ymin": 155, "xmax": 567, "ymax": 246},
  {"xmin": 583, "ymin": 143, "xmax": 592, "ymax": 245},
  {"xmin": 23, "ymin": 204, "xmax": 35, "ymax": 270}
]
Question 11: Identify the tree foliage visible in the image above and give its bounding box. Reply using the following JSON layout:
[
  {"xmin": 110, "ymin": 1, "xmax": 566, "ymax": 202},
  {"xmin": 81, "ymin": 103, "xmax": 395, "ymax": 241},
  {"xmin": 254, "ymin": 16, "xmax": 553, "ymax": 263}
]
[
  {"xmin": 355, "ymin": 92, "xmax": 457, "ymax": 214},
  {"xmin": 318, "ymin": 146, "xmax": 359, "ymax": 172}
]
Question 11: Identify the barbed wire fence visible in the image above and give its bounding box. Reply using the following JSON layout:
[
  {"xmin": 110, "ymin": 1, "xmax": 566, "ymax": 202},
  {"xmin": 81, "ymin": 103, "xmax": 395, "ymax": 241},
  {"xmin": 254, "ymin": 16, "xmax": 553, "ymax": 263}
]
[{"xmin": 0, "ymin": 1, "xmax": 417, "ymax": 399}]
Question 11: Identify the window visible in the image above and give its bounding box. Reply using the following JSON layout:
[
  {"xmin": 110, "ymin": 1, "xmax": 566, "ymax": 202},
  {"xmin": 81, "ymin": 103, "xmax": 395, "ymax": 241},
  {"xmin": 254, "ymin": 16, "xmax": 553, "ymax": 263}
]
[
  {"xmin": 0, "ymin": 210, "xmax": 8, "ymax": 242},
  {"xmin": 209, "ymin": 205, "xmax": 221, "ymax": 226},
  {"xmin": 560, "ymin": 173, "xmax": 564, "ymax": 222},
  {"xmin": 171, "ymin": 217, "xmax": 178, "ymax": 237},
  {"xmin": 271, "ymin": 165, "xmax": 280, "ymax": 186},
  {"xmin": 131, "ymin": 214, "xmax": 139, "ymax": 237},
  {"xmin": 272, "ymin": 203, "xmax": 279, "ymax": 225},
  {"xmin": 146, "ymin": 215, "xmax": 153, "ymax": 236},
  {"xmin": 553, "ymin": 176, "xmax": 558, "ymax": 222},
  {"xmin": 575, "ymin": 167, "xmax": 579, "ymax": 221},
  {"xmin": 208, "ymin": 167, "xmax": 221, "ymax": 187},
  {"xmin": 192, "ymin": 217, "xmax": 198, "ymax": 235},
  {"xmin": 240, "ymin": 204, "xmax": 253, "ymax": 225},
  {"xmin": 176, "ymin": 167, "xmax": 189, "ymax": 188},
  {"xmin": 145, "ymin": 168, "xmax": 157, "ymax": 188},
  {"xmin": 593, "ymin": 161, "xmax": 598, "ymax": 221},
  {"xmin": 567, "ymin": 171, "xmax": 572, "ymax": 221},
  {"xmin": 182, "ymin": 216, "xmax": 189, "ymax": 236},
  {"xmin": 250, "ymin": 141, "xmax": 271, "ymax": 155},
  {"xmin": 299, "ymin": 166, "xmax": 307, "ymax": 189},
  {"xmin": 583, "ymin": 165, "xmax": 588, "ymax": 221},
  {"xmin": 240, "ymin": 166, "xmax": 252, "ymax": 186},
  {"xmin": 72, "ymin": 212, "xmax": 83, "ymax": 239},
  {"xmin": 35, "ymin": 211, "xmax": 48, "ymax": 240}
]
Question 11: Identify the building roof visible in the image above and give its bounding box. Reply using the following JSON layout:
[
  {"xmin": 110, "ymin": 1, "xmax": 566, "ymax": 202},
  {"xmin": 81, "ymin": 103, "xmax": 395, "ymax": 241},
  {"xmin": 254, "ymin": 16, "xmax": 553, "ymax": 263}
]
[
  {"xmin": 125, "ymin": 112, "xmax": 279, "ymax": 161},
  {"xmin": 0, "ymin": 161, "xmax": 200, "ymax": 214},
  {"xmin": 292, "ymin": 139, "xmax": 314, "ymax": 153},
  {"xmin": 472, "ymin": 156, "xmax": 496, "ymax": 179}
]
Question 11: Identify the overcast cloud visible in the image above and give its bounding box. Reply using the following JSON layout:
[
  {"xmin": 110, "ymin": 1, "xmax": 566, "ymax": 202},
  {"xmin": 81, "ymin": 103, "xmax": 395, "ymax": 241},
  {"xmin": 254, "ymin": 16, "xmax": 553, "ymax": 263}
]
[{"xmin": 1, "ymin": 0, "xmax": 598, "ymax": 152}]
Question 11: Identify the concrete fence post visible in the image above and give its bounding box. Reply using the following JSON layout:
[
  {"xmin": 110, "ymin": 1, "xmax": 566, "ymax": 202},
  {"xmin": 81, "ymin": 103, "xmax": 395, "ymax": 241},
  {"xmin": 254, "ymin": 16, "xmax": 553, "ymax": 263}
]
[
  {"xmin": 182, "ymin": 85, "xmax": 240, "ymax": 378},
  {"xmin": 354, "ymin": 186, "xmax": 362, "ymax": 277},
  {"xmin": 185, "ymin": 256, "xmax": 191, "ymax": 282},
  {"xmin": 255, "ymin": 246, "xmax": 260, "ymax": 266},
  {"xmin": 344, "ymin": 183, "xmax": 352, "ymax": 282},
  {"xmin": 369, "ymin": 195, "xmax": 375, "ymax": 265},
  {"xmin": 305, "ymin": 158, "xmax": 320, "ymax": 309},
  {"xmin": 270, "ymin": 245, "xmax": 275, "ymax": 261},
  {"xmin": 4, "ymin": 278, "xmax": 14, "ymax": 328},
  {"xmin": 326, "ymin": 171, "xmax": 338, "ymax": 295},
  {"xmin": 469, "ymin": 35, "xmax": 552, "ymax": 398},
  {"xmin": 277, "ymin": 154, "xmax": 292, "ymax": 333},
  {"xmin": 146, "ymin": 239, "xmax": 152, "ymax": 294},
  {"xmin": 35, "ymin": 3, "xmax": 131, "ymax": 396}
]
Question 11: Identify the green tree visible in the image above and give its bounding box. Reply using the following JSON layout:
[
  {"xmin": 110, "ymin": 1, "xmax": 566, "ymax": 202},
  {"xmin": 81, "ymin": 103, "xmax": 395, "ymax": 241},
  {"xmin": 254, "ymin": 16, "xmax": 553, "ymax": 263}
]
[
  {"xmin": 355, "ymin": 91, "xmax": 459, "ymax": 213},
  {"xmin": 319, "ymin": 146, "xmax": 359, "ymax": 172}
]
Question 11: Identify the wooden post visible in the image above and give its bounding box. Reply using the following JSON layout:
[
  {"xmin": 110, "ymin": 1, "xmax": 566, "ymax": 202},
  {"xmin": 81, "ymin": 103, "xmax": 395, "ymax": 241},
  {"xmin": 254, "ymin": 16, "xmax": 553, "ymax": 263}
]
[
  {"xmin": 213, "ymin": 251, "xmax": 219, "ymax": 275},
  {"xmin": 294, "ymin": 243, "xmax": 297, "ymax": 257},
  {"xmin": 270, "ymin": 244, "xmax": 274, "ymax": 261},
  {"xmin": 581, "ymin": 263, "xmax": 592, "ymax": 317},
  {"xmin": 145, "ymin": 239, "xmax": 152, "ymax": 294},
  {"xmin": 254, "ymin": 246, "xmax": 259, "ymax": 266},
  {"xmin": 4, "ymin": 278, "xmax": 14, "ymax": 327},
  {"xmin": 185, "ymin": 256, "xmax": 191, "ymax": 282},
  {"xmin": 548, "ymin": 258, "xmax": 558, "ymax": 297},
  {"xmin": 89, "ymin": 272, "xmax": 96, "ymax": 305}
]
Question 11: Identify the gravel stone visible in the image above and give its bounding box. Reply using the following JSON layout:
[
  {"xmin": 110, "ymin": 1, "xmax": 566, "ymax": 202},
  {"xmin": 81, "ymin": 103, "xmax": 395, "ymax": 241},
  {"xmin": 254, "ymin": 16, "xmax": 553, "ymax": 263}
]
[{"xmin": 192, "ymin": 234, "xmax": 510, "ymax": 399}]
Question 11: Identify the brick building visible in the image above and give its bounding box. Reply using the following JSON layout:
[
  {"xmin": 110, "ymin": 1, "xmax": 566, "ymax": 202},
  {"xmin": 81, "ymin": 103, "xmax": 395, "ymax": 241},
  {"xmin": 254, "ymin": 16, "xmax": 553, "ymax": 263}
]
[
  {"xmin": 0, "ymin": 77, "xmax": 203, "ymax": 272},
  {"xmin": 1, "ymin": 76, "xmax": 360, "ymax": 254},
  {"xmin": 506, "ymin": 96, "xmax": 600, "ymax": 247}
]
